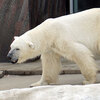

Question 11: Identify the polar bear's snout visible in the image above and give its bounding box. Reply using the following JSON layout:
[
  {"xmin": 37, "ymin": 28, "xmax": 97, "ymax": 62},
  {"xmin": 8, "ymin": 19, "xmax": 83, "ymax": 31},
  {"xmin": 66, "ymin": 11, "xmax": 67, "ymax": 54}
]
[{"xmin": 7, "ymin": 49, "xmax": 19, "ymax": 64}]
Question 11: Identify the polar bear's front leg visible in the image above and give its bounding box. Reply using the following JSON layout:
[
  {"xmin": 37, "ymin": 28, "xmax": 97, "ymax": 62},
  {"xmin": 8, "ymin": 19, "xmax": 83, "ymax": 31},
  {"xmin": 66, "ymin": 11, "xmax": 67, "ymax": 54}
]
[{"xmin": 30, "ymin": 51, "xmax": 61, "ymax": 87}]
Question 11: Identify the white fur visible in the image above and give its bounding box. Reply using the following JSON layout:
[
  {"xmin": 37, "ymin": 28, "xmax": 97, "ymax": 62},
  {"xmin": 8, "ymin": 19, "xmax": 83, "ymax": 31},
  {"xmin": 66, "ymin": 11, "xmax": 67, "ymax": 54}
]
[
  {"xmin": 10, "ymin": 8, "xmax": 100, "ymax": 86},
  {"xmin": 0, "ymin": 84, "xmax": 100, "ymax": 100}
]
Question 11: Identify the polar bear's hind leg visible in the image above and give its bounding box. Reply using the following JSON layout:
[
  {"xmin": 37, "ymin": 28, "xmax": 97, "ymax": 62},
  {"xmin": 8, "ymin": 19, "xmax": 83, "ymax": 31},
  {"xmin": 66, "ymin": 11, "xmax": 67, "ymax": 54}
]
[{"xmin": 56, "ymin": 41, "xmax": 97, "ymax": 84}]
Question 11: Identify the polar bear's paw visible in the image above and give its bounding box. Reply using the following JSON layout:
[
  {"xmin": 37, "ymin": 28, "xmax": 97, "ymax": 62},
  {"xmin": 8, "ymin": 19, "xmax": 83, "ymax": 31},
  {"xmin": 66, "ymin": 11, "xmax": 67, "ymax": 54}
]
[
  {"xmin": 30, "ymin": 81, "xmax": 49, "ymax": 87},
  {"xmin": 83, "ymin": 80, "xmax": 95, "ymax": 85},
  {"xmin": 83, "ymin": 81, "xmax": 90, "ymax": 85}
]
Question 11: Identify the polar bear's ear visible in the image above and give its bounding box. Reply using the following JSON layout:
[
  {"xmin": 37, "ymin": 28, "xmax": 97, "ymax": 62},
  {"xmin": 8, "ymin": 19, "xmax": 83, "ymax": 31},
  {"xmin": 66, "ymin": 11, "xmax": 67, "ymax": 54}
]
[
  {"xmin": 27, "ymin": 41, "xmax": 35, "ymax": 49},
  {"xmin": 14, "ymin": 36, "xmax": 19, "ymax": 40}
]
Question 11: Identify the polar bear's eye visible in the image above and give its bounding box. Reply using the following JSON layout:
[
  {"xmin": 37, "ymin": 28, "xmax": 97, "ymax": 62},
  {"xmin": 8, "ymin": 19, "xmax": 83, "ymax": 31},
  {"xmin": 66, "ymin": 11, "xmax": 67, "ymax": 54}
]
[{"xmin": 16, "ymin": 48, "xmax": 20, "ymax": 50}]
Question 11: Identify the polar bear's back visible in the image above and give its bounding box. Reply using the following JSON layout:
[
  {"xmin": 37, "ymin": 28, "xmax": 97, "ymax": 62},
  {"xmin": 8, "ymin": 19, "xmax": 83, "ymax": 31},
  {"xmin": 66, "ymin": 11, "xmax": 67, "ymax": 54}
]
[
  {"xmin": 55, "ymin": 8, "xmax": 100, "ymax": 23},
  {"xmin": 54, "ymin": 8, "xmax": 100, "ymax": 32},
  {"xmin": 50, "ymin": 8, "xmax": 100, "ymax": 53}
]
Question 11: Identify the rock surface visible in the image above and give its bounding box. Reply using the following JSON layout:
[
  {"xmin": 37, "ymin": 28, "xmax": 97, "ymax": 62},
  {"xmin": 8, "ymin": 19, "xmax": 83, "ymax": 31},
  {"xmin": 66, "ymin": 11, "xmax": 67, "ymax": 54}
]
[
  {"xmin": 0, "ymin": 84, "xmax": 100, "ymax": 100},
  {"xmin": 0, "ymin": 71, "xmax": 4, "ymax": 78}
]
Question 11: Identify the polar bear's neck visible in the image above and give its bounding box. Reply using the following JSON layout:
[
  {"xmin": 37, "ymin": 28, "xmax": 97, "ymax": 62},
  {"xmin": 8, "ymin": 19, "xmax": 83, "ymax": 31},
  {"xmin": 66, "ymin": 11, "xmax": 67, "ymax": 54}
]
[{"xmin": 25, "ymin": 25, "xmax": 53, "ymax": 53}]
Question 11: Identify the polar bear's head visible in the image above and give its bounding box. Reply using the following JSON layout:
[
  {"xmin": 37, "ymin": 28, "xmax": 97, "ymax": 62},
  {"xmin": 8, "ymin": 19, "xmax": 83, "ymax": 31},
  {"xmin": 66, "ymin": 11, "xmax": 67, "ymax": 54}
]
[{"xmin": 7, "ymin": 36, "xmax": 40, "ymax": 64}]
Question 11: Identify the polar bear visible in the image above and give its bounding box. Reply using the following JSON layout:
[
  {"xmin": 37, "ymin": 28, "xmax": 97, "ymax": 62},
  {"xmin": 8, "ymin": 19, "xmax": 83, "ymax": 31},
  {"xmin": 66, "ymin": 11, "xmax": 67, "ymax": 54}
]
[{"xmin": 7, "ymin": 8, "xmax": 99, "ymax": 87}]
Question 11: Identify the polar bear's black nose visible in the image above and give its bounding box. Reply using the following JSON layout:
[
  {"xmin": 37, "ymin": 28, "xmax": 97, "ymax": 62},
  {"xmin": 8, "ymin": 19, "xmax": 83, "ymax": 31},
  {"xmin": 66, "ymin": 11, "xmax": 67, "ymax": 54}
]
[{"xmin": 7, "ymin": 53, "xmax": 12, "ymax": 60}]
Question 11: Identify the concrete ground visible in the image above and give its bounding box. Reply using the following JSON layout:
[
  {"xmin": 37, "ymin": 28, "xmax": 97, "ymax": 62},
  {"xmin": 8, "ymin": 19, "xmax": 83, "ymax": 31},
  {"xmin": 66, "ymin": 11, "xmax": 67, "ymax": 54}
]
[
  {"xmin": 0, "ymin": 59, "xmax": 100, "ymax": 75},
  {"xmin": 0, "ymin": 74, "xmax": 100, "ymax": 91},
  {"xmin": 0, "ymin": 59, "xmax": 81, "ymax": 75}
]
